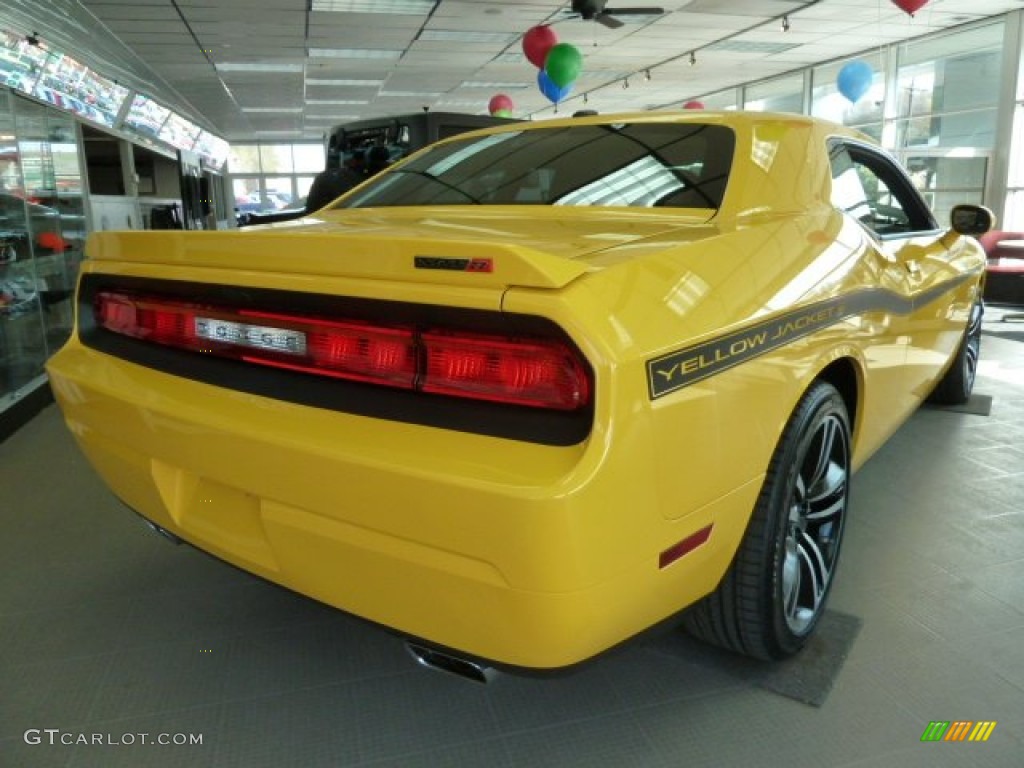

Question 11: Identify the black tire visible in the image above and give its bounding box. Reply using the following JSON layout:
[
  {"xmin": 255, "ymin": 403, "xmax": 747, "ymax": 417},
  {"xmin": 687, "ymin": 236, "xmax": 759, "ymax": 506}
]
[
  {"xmin": 927, "ymin": 300, "xmax": 983, "ymax": 406},
  {"xmin": 684, "ymin": 381, "xmax": 851, "ymax": 660}
]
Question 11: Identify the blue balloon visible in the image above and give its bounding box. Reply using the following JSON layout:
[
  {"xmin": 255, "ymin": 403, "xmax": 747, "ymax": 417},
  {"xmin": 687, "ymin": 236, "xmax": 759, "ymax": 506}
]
[
  {"xmin": 837, "ymin": 61, "xmax": 873, "ymax": 104},
  {"xmin": 538, "ymin": 69, "xmax": 573, "ymax": 104}
]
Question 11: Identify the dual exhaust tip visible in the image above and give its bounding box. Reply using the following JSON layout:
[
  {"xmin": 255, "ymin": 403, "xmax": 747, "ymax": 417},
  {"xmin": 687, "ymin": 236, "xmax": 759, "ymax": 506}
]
[
  {"xmin": 405, "ymin": 643, "xmax": 497, "ymax": 684},
  {"xmin": 141, "ymin": 515, "xmax": 496, "ymax": 683}
]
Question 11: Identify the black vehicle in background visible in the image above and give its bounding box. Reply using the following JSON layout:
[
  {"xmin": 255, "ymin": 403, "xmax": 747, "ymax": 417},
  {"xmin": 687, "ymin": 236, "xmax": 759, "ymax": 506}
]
[{"xmin": 239, "ymin": 112, "xmax": 516, "ymax": 227}]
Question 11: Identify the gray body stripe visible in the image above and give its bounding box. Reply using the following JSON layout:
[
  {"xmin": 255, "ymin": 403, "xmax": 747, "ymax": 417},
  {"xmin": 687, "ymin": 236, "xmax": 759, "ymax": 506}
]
[{"xmin": 646, "ymin": 271, "xmax": 978, "ymax": 400}]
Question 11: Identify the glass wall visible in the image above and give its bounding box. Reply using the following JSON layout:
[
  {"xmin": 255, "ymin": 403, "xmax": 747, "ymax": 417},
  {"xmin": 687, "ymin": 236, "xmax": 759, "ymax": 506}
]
[
  {"xmin": 228, "ymin": 141, "xmax": 325, "ymax": 219},
  {"xmin": 742, "ymin": 72, "xmax": 805, "ymax": 114},
  {"xmin": 698, "ymin": 88, "xmax": 739, "ymax": 111},
  {"xmin": 0, "ymin": 89, "xmax": 85, "ymax": 409},
  {"xmin": 1007, "ymin": 102, "xmax": 1024, "ymax": 230},
  {"xmin": 891, "ymin": 22, "xmax": 1004, "ymax": 222},
  {"xmin": 1, "ymin": 26, "xmax": 232, "ymax": 433},
  {"xmin": 691, "ymin": 16, "xmax": 1019, "ymax": 226},
  {"xmin": 893, "ymin": 24, "xmax": 1003, "ymax": 150},
  {"xmin": 811, "ymin": 51, "xmax": 887, "ymax": 141}
]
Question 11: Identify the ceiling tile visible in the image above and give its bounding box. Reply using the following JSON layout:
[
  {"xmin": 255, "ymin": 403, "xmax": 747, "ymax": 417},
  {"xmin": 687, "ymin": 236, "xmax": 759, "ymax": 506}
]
[{"xmin": 0, "ymin": 0, "xmax": 1017, "ymax": 141}]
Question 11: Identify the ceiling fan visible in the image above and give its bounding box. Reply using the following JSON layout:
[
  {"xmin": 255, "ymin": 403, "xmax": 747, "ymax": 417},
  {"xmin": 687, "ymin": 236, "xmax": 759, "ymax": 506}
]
[{"xmin": 568, "ymin": 0, "xmax": 665, "ymax": 29}]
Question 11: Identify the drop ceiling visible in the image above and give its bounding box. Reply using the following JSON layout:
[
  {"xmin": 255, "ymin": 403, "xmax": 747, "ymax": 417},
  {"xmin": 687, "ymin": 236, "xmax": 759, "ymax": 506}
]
[{"xmin": 0, "ymin": 0, "xmax": 1020, "ymax": 142}]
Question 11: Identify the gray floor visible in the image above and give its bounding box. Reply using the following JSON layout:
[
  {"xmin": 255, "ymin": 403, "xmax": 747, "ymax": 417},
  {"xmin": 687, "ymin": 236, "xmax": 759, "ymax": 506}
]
[{"xmin": 2, "ymin": 312, "xmax": 1023, "ymax": 768}]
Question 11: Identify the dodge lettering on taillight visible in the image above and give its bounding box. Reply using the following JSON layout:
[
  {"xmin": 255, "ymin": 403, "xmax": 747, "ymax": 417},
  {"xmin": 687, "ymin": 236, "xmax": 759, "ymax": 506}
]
[{"xmin": 195, "ymin": 317, "xmax": 307, "ymax": 355}]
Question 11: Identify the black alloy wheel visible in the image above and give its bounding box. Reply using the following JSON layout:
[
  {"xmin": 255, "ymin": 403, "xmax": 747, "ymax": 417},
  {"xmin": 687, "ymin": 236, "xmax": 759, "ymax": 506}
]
[
  {"xmin": 684, "ymin": 380, "xmax": 851, "ymax": 659},
  {"xmin": 928, "ymin": 299, "xmax": 983, "ymax": 405}
]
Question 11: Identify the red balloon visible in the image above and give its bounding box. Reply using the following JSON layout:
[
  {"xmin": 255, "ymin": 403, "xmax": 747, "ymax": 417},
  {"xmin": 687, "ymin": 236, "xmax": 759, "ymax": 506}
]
[
  {"xmin": 488, "ymin": 93, "xmax": 514, "ymax": 116},
  {"xmin": 890, "ymin": 0, "xmax": 928, "ymax": 15},
  {"xmin": 522, "ymin": 25, "xmax": 558, "ymax": 69},
  {"xmin": 683, "ymin": 100, "xmax": 705, "ymax": 110}
]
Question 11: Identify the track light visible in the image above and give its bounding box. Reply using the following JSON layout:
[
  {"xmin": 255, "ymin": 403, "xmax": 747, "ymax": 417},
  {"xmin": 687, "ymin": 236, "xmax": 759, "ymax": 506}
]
[
  {"xmin": 583, "ymin": 93, "xmax": 589, "ymax": 104},
  {"xmin": 688, "ymin": 51, "xmax": 696, "ymax": 66},
  {"xmin": 644, "ymin": 69, "xmax": 651, "ymax": 81},
  {"xmin": 24, "ymin": 32, "xmax": 40, "ymax": 47},
  {"xmin": 781, "ymin": 16, "xmax": 790, "ymax": 31},
  {"xmin": 622, "ymin": 78, "xmax": 630, "ymax": 89}
]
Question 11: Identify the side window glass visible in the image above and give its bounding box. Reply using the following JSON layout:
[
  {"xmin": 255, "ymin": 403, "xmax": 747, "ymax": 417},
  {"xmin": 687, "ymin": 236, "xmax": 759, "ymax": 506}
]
[
  {"xmin": 830, "ymin": 147, "xmax": 874, "ymax": 223},
  {"xmin": 829, "ymin": 142, "xmax": 936, "ymax": 237},
  {"xmin": 855, "ymin": 163, "xmax": 911, "ymax": 235}
]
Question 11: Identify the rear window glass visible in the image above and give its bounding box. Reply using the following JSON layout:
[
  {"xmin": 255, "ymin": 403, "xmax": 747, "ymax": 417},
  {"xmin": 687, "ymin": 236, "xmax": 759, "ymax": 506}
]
[{"xmin": 338, "ymin": 123, "xmax": 735, "ymax": 209}]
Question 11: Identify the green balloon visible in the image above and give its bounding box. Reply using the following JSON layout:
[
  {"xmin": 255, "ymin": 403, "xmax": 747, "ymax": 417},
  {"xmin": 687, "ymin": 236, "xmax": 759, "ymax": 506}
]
[{"xmin": 544, "ymin": 43, "xmax": 583, "ymax": 88}]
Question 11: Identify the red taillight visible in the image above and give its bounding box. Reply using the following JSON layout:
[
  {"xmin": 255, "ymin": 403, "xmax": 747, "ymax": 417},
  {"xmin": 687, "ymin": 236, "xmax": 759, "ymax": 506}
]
[
  {"xmin": 96, "ymin": 294, "xmax": 196, "ymax": 346},
  {"xmin": 96, "ymin": 293, "xmax": 137, "ymax": 333},
  {"xmin": 94, "ymin": 291, "xmax": 591, "ymax": 411},
  {"xmin": 241, "ymin": 309, "xmax": 416, "ymax": 387},
  {"xmin": 422, "ymin": 331, "xmax": 589, "ymax": 410}
]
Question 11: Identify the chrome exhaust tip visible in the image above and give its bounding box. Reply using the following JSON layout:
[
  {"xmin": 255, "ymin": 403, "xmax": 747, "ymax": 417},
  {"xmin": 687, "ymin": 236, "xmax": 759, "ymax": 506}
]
[
  {"xmin": 405, "ymin": 642, "xmax": 496, "ymax": 684},
  {"xmin": 141, "ymin": 517, "xmax": 182, "ymax": 545}
]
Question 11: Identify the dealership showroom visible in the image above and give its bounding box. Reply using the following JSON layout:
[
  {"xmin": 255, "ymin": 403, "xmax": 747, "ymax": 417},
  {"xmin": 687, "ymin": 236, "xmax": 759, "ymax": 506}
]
[{"xmin": 2, "ymin": 0, "xmax": 1024, "ymax": 765}]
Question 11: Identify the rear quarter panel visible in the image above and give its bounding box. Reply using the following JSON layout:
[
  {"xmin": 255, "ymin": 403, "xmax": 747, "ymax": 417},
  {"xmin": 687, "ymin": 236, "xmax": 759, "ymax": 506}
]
[{"xmin": 504, "ymin": 205, "xmax": 904, "ymax": 519}]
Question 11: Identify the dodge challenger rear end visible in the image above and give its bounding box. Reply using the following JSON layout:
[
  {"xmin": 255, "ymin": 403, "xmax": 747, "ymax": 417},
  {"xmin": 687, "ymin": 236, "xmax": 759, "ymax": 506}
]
[{"xmin": 46, "ymin": 112, "xmax": 989, "ymax": 672}]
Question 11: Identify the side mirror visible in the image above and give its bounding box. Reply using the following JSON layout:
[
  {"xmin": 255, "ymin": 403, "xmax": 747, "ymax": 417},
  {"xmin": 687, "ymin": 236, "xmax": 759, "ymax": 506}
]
[{"xmin": 950, "ymin": 204, "xmax": 995, "ymax": 236}]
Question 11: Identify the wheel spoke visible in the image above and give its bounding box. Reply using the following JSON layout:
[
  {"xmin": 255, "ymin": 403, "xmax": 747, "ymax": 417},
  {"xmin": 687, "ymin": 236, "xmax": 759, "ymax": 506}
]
[
  {"xmin": 968, "ymin": 306, "xmax": 983, "ymax": 337},
  {"xmin": 798, "ymin": 531, "xmax": 830, "ymax": 607},
  {"xmin": 806, "ymin": 495, "xmax": 844, "ymax": 522},
  {"xmin": 783, "ymin": 539, "xmax": 801, "ymax": 618},
  {"xmin": 794, "ymin": 473, "xmax": 807, "ymax": 504},
  {"xmin": 806, "ymin": 462, "xmax": 847, "ymax": 518},
  {"xmin": 965, "ymin": 304, "xmax": 982, "ymax": 387},
  {"xmin": 805, "ymin": 418, "xmax": 838, "ymax": 495},
  {"xmin": 966, "ymin": 340, "xmax": 979, "ymax": 383}
]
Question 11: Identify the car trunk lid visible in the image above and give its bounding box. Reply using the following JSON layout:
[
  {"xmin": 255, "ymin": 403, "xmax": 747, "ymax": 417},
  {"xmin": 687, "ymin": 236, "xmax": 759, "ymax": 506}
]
[{"xmin": 87, "ymin": 206, "xmax": 716, "ymax": 293}]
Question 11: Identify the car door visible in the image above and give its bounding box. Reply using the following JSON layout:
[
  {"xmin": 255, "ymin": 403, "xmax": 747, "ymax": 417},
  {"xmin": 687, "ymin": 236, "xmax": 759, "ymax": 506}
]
[
  {"xmin": 829, "ymin": 139, "xmax": 969, "ymax": 405},
  {"xmin": 827, "ymin": 142, "xmax": 915, "ymax": 433}
]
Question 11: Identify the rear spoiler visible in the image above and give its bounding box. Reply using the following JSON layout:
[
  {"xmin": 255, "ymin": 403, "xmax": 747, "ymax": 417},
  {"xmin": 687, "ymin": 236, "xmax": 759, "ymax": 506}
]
[{"xmin": 85, "ymin": 229, "xmax": 592, "ymax": 291}]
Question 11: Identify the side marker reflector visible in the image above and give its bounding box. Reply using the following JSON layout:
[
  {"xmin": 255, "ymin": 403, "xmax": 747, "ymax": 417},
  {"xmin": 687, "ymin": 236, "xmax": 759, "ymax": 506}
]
[{"xmin": 659, "ymin": 524, "xmax": 713, "ymax": 569}]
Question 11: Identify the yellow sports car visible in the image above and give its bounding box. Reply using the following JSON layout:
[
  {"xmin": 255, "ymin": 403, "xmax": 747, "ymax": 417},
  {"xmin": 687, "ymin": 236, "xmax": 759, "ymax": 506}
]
[{"xmin": 47, "ymin": 112, "xmax": 991, "ymax": 678}]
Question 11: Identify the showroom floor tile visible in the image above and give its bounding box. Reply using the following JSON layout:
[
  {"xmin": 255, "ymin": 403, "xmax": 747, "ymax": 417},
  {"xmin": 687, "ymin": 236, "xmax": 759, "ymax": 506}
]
[{"xmin": 2, "ymin": 316, "xmax": 1022, "ymax": 767}]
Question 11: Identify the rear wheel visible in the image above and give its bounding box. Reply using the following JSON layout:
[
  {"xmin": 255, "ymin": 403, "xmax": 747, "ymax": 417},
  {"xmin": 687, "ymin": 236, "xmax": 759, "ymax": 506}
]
[
  {"xmin": 684, "ymin": 381, "xmax": 851, "ymax": 659},
  {"xmin": 927, "ymin": 300, "xmax": 983, "ymax": 405}
]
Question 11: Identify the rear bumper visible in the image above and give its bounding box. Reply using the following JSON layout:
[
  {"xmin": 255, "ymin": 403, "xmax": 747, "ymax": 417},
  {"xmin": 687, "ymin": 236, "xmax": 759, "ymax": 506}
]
[{"xmin": 47, "ymin": 341, "xmax": 755, "ymax": 668}]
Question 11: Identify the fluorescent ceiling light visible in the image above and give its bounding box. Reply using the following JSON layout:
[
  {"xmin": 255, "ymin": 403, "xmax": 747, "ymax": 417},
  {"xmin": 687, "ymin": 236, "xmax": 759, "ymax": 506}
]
[
  {"xmin": 493, "ymin": 52, "xmax": 524, "ymax": 64},
  {"xmin": 312, "ymin": 0, "xmax": 435, "ymax": 12},
  {"xmin": 308, "ymin": 48, "xmax": 402, "ymax": 59},
  {"xmin": 305, "ymin": 99, "xmax": 370, "ymax": 105},
  {"xmin": 241, "ymin": 107, "xmax": 304, "ymax": 113},
  {"xmin": 580, "ymin": 72, "xmax": 629, "ymax": 81},
  {"xmin": 306, "ymin": 114, "xmax": 360, "ymax": 120},
  {"xmin": 706, "ymin": 41, "xmax": 799, "ymax": 54},
  {"xmin": 460, "ymin": 81, "xmax": 529, "ymax": 89},
  {"xmin": 418, "ymin": 30, "xmax": 517, "ymax": 44},
  {"xmin": 306, "ymin": 78, "xmax": 385, "ymax": 86},
  {"xmin": 436, "ymin": 100, "xmax": 487, "ymax": 107},
  {"xmin": 380, "ymin": 91, "xmax": 441, "ymax": 97},
  {"xmin": 216, "ymin": 62, "xmax": 303, "ymax": 73}
]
